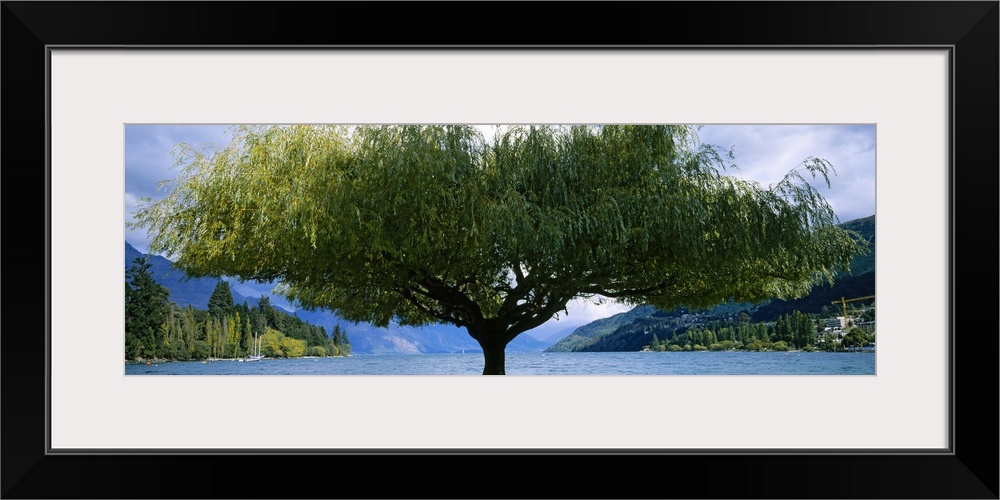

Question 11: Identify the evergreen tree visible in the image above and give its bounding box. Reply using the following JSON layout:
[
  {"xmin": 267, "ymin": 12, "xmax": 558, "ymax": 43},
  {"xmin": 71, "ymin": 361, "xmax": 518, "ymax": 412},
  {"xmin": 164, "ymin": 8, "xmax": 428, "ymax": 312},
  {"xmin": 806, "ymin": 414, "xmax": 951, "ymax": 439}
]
[
  {"xmin": 248, "ymin": 305, "xmax": 265, "ymax": 337},
  {"xmin": 125, "ymin": 257, "xmax": 170, "ymax": 361},
  {"xmin": 257, "ymin": 296, "xmax": 278, "ymax": 329},
  {"xmin": 208, "ymin": 280, "xmax": 234, "ymax": 319},
  {"xmin": 332, "ymin": 324, "xmax": 343, "ymax": 347}
]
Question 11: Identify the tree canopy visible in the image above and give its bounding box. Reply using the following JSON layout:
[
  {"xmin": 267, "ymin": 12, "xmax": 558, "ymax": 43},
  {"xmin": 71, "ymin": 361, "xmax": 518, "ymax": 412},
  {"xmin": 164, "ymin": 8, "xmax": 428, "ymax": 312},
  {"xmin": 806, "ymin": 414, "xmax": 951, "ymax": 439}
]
[{"xmin": 131, "ymin": 124, "xmax": 867, "ymax": 374}]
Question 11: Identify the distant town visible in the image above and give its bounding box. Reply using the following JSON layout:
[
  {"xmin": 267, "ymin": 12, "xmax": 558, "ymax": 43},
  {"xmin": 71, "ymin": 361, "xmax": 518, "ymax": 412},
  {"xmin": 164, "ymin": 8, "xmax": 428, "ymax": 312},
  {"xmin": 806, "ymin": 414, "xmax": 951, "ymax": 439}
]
[{"xmin": 635, "ymin": 302, "xmax": 876, "ymax": 353}]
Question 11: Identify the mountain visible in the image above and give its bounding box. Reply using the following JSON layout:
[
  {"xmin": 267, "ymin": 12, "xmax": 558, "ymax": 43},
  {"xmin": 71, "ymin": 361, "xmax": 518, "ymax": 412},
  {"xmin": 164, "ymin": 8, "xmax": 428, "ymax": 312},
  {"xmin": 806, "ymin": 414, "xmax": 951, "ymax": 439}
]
[
  {"xmin": 543, "ymin": 214, "xmax": 877, "ymax": 351},
  {"xmin": 292, "ymin": 308, "xmax": 552, "ymax": 354},
  {"xmin": 544, "ymin": 301, "xmax": 758, "ymax": 352},
  {"xmin": 750, "ymin": 214, "xmax": 875, "ymax": 321},
  {"xmin": 545, "ymin": 305, "xmax": 660, "ymax": 352},
  {"xmin": 837, "ymin": 214, "xmax": 875, "ymax": 276},
  {"xmin": 126, "ymin": 241, "xmax": 555, "ymax": 354},
  {"xmin": 532, "ymin": 324, "xmax": 581, "ymax": 345},
  {"xmin": 125, "ymin": 242, "xmax": 254, "ymax": 310}
]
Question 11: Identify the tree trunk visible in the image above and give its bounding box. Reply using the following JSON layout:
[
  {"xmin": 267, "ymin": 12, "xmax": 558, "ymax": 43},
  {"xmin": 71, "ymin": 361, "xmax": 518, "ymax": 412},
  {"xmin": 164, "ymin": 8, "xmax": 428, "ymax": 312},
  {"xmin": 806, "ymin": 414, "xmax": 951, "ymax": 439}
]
[{"xmin": 477, "ymin": 336, "xmax": 509, "ymax": 375}]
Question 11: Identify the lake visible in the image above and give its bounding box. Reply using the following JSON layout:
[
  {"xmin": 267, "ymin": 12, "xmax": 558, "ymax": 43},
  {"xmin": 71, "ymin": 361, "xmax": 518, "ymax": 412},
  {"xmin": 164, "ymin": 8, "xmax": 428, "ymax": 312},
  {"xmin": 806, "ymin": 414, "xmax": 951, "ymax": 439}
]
[{"xmin": 125, "ymin": 351, "xmax": 875, "ymax": 375}]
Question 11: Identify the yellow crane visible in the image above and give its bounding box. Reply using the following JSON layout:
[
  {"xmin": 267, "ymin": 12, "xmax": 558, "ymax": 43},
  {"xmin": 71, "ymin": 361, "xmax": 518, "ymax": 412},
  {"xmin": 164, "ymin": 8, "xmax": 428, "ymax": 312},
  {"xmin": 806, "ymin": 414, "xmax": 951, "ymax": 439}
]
[{"xmin": 832, "ymin": 295, "xmax": 876, "ymax": 325}]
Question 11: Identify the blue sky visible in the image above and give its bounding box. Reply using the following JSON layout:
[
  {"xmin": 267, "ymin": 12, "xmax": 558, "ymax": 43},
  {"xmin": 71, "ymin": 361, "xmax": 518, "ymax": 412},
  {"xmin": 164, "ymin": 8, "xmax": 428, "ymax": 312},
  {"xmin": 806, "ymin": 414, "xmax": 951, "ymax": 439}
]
[{"xmin": 125, "ymin": 124, "xmax": 876, "ymax": 317}]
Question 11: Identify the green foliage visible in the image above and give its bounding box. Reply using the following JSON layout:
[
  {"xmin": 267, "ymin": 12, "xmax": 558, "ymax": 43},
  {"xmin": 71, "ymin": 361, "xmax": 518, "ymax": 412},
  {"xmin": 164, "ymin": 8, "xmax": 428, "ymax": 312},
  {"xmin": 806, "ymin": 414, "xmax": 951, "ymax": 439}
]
[
  {"xmin": 548, "ymin": 305, "xmax": 660, "ymax": 352},
  {"xmin": 327, "ymin": 324, "xmax": 348, "ymax": 356},
  {"xmin": 191, "ymin": 340, "xmax": 210, "ymax": 358},
  {"xmin": 132, "ymin": 125, "xmax": 867, "ymax": 374},
  {"xmin": 125, "ymin": 258, "xmax": 171, "ymax": 361},
  {"xmin": 208, "ymin": 280, "xmax": 234, "ymax": 318},
  {"xmin": 260, "ymin": 328, "xmax": 285, "ymax": 357},
  {"xmin": 280, "ymin": 336, "xmax": 307, "ymax": 358},
  {"xmin": 773, "ymin": 310, "xmax": 816, "ymax": 348},
  {"xmin": 605, "ymin": 305, "xmax": 865, "ymax": 353},
  {"xmin": 124, "ymin": 273, "xmax": 348, "ymax": 362},
  {"xmin": 842, "ymin": 327, "xmax": 870, "ymax": 349},
  {"xmin": 837, "ymin": 215, "xmax": 875, "ymax": 276}
]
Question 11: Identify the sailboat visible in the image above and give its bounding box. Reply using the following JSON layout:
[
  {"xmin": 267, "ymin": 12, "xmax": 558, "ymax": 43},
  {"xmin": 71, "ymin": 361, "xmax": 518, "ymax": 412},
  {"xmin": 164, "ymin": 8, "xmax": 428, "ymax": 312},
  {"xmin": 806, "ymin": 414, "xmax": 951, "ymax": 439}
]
[{"xmin": 245, "ymin": 332, "xmax": 263, "ymax": 362}]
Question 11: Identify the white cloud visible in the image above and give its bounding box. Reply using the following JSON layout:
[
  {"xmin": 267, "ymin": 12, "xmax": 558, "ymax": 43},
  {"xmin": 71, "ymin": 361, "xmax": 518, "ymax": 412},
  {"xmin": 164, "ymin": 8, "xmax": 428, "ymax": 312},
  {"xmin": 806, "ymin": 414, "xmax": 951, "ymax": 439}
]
[
  {"xmin": 696, "ymin": 124, "xmax": 876, "ymax": 222},
  {"xmin": 563, "ymin": 297, "xmax": 633, "ymax": 323}
]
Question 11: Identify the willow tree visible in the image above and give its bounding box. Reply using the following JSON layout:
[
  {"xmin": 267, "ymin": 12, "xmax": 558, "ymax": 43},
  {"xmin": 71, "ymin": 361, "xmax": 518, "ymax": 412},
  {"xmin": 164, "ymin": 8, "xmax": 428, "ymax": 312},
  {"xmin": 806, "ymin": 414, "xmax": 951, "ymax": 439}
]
[{"xmin": 132, "ymin": 124, "xmax": 866, "ymax": 374}]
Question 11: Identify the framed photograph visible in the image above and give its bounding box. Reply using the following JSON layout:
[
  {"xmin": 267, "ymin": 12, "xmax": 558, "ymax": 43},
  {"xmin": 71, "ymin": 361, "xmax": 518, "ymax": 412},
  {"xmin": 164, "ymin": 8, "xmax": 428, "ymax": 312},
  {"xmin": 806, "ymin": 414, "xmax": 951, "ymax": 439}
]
[{"xmin": 5, "ymin": 2, "xmax": 997, "ymax": 498}]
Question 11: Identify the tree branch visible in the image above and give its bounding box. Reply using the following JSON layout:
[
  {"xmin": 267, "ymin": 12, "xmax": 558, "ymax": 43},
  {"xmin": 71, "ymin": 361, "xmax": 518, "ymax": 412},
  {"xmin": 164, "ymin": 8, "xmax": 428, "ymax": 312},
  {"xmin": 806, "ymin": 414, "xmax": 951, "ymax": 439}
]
[
  {"xmin": 396, "ymin": 287, "xmax": 466, "ymax": 327},
  {"xmin": 496, "ymin": 273, "xmax": 534, "ymax": 318},
  {"xmin": 414, "ymin": 271, "xmax": 485, "ymax": 328},
  {"xmin": 503, "ymin": 293, "xmax": 572, "ymax": 342},
  {"xmin": 512, "ymin": 260, "xmax": 525, "ymax": 283}
]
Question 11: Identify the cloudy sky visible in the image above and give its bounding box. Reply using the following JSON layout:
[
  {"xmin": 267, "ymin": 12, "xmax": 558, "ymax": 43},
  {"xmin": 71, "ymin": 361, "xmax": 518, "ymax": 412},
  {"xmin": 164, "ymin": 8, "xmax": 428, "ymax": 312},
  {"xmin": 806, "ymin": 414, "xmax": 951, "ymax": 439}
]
[{"xmin": 124, "ymin": 124, "xmax": 875, "ymax": 318}]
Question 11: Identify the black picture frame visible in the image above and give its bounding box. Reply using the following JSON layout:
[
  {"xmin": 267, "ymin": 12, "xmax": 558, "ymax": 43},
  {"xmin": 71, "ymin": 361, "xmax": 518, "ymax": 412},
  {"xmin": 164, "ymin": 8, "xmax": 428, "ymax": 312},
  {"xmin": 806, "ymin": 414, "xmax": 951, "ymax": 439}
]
[{"xmin": 3, "ymin": 2, "xmax": 997, "ymax": 498}]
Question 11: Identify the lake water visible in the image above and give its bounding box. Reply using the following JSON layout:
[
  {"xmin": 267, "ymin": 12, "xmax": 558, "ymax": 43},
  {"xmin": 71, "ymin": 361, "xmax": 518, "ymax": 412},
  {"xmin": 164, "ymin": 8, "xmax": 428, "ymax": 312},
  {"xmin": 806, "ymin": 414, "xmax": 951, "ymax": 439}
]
[{"xmin": 125, "ymin": 351, "xmax": 875, "ymax": 375}]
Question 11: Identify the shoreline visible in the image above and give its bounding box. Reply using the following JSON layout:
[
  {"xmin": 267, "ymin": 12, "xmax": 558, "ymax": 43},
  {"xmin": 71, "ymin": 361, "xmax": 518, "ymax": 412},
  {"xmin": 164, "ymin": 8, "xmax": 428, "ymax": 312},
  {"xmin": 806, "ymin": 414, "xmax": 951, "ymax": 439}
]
[{"xmin": 125, "ymin": 355, "xmax": 351, "ymax": 365}]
